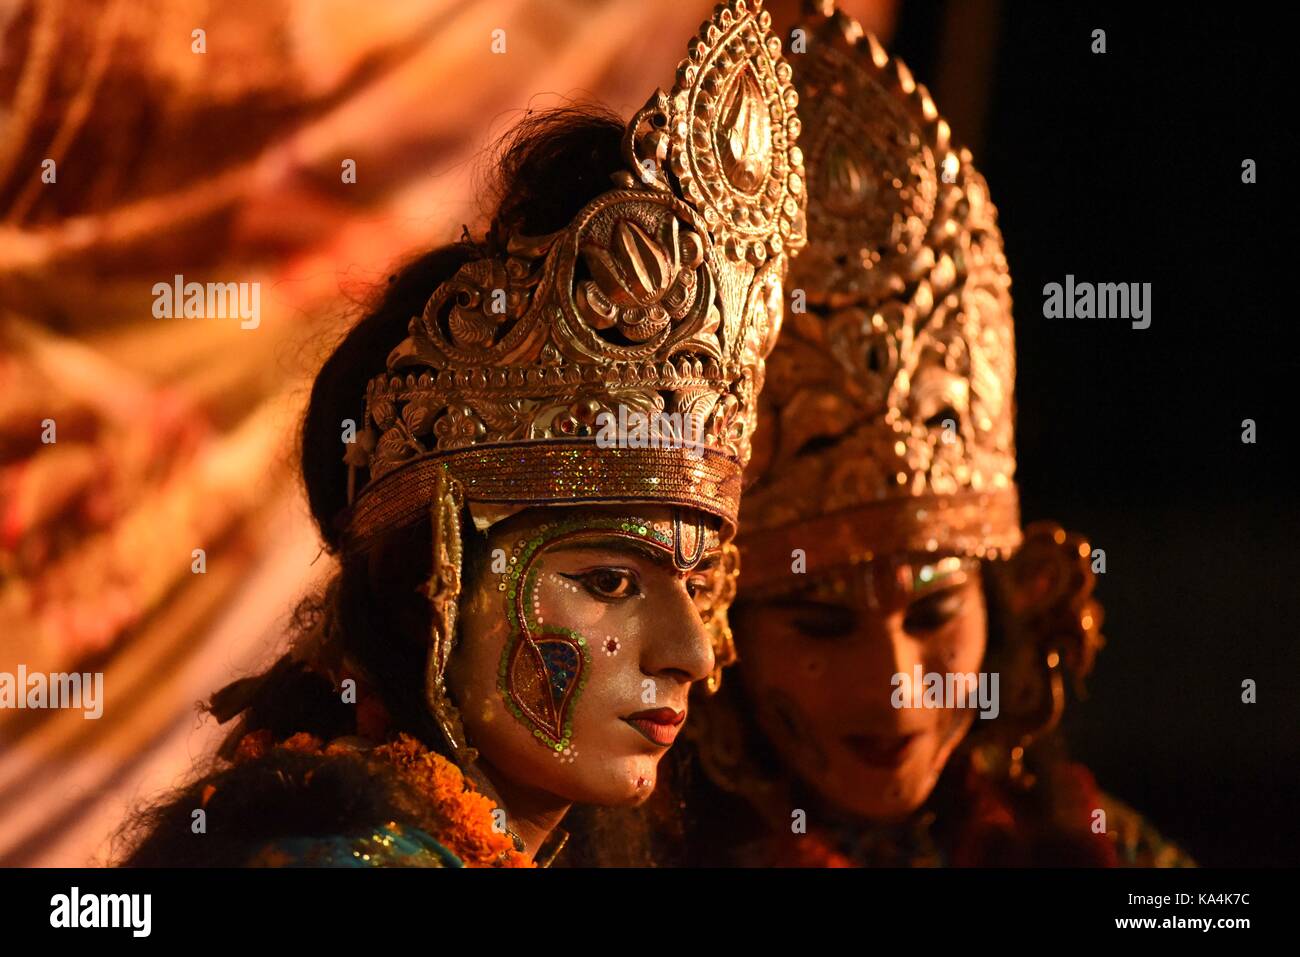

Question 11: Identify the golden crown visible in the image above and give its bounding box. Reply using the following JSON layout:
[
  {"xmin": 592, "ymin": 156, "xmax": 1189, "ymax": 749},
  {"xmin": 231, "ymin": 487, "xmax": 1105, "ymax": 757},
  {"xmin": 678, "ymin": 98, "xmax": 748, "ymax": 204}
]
[
  {"xmin": 738, "ymin": 4, "xmax": 1018, "ymax": 589},
  {"xmin": 341, "ymin": 0, "xmax": 806, "ymax": 552}
]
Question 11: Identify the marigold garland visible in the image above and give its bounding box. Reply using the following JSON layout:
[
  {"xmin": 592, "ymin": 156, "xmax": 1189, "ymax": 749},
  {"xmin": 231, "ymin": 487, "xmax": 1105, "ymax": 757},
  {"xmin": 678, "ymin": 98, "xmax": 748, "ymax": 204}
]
[
  {"xmin": 231, "ymin": 729, "xmax": 532, "ymax": 867},
  {"xmin": 372, "ymin": 734, "xmax": 533, "ymax": 868}
]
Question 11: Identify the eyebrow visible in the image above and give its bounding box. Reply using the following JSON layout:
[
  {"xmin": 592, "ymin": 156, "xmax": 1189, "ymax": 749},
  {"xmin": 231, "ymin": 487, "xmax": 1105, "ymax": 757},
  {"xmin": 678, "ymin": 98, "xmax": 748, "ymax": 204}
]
[
  {"xmin": 547, "ymin": 534, "xmax": 675, "ymax": 566},
  {"xmin": 693, "ymin": 553, "xmax": 721, "ymax": 573},
  {"xmin": 546, "ymin": 534, "xmax": 722, "ymax": 572}
]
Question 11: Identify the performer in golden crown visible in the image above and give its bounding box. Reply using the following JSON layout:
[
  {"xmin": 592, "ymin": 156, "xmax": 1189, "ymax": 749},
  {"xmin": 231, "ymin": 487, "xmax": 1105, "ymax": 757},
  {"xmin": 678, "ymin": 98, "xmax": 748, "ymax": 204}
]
[
  {"xmin": 120, "ymin": 0, "xmax": 805, "ymax": 868},
  {"xmin": 678, "ymin": 1, "xmax": 1191, "ymax": 868}
]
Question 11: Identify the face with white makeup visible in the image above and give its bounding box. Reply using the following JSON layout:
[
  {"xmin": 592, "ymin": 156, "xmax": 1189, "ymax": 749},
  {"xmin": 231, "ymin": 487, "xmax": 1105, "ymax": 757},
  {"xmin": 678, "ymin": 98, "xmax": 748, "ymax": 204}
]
[{"xmin": 448, "ymin": 504, "xmax": 722, "ymax": 811}]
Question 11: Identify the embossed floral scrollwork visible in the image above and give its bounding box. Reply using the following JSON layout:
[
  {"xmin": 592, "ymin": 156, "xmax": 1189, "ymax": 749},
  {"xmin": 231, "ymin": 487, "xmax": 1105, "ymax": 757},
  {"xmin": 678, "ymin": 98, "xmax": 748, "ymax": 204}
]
[
  {"xmin": 444, "ymin": 258, "xmax": 534, "ymax": 349},
  {"xmin": 704, "ymin": 369, "xmax": 759, "ymax": 462},
  {"xmin": 433, "ymin": 404, "xmax": 487, "ymax": 450},
  {"xmin": 344, "ymin": 0, "xmax": 807, "ymax": 507},
  {"xmin": 373, "ymin": 420, "xmax": 424, "ymax": 476},
  {"xmin": 577, "ymin": 217, "xmax": 704, "ymax": 343},
  {"xmin": 826, "ymin": 306, "xmax": 899, "ymax": 414}
]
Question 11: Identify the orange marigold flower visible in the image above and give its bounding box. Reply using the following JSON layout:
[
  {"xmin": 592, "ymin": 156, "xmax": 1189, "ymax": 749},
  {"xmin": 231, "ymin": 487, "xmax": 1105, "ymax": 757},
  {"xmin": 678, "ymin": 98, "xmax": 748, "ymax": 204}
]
[{"xmin": 372, "ymin": 733, "xmax": 535, "ymax": 868}]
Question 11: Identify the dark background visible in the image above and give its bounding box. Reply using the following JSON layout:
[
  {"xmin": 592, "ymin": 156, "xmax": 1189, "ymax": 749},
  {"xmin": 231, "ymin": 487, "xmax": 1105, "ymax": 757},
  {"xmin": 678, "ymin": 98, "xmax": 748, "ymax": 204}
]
[{"xmin": 891, "ymin": 1, "xmax": 1296, "ymax": 865}]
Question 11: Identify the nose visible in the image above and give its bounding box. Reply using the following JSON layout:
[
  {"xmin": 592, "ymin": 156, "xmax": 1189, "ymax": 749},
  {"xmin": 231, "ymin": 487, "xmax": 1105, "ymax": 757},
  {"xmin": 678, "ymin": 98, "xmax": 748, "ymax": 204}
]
[
  {"xmin": 854, "ymin": 608, "xmax": 925, "ymax": 713},
  {"xmin": 640, "ymin": 580, "xmax": 715, "ymax": 685}
]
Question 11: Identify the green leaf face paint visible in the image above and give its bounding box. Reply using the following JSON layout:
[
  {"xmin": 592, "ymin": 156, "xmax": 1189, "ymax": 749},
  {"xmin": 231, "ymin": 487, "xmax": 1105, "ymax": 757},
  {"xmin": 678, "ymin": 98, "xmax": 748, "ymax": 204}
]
[{"xmin": 496, "ymin": 513, "xmax": 717, "ymax": 753}]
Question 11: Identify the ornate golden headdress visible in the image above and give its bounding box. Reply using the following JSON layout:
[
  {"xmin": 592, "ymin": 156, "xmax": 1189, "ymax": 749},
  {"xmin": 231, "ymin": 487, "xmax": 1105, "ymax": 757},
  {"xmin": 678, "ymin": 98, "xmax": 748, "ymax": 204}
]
[
  {"xmin": 339, "ymin": 0, "xmax": 806, "ymax": 554},
  {"xmin": 737, "ymin": 2, "xmax": 1018, "ymax": 590}
]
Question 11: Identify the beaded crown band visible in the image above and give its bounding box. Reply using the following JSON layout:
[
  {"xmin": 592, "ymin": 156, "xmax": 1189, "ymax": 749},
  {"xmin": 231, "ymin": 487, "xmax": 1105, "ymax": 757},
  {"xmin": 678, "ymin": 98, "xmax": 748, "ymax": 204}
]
[
  {"xmin": 340, "ymin": 0, "xmax": 806, "ymax": 553},
  {"xmin": 737, "ymin": 3, "xmax": 1019, "ymax": 591}
]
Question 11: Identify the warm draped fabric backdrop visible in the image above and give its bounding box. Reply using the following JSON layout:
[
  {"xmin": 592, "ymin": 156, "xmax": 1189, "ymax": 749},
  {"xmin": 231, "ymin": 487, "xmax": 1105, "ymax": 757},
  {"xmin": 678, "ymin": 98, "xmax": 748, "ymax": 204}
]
[{"xmin": 0, "ymin": 0, "xmax": 900, "ymax": 867}]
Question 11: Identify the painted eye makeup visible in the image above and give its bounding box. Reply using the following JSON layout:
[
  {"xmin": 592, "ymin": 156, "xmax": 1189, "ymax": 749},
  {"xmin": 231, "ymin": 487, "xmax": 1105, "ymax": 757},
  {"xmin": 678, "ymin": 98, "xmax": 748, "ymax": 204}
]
[
  {"xmin": 902, "ymin": 586, "xmax": 967, "ymax": 634},
  {"xmin": 685, "ymin": 558, "xmax": 721, "ymax": 602},
  {"xmin": 562, "ymin": 567, "xmax": 641, "ymax": 601},
  {"xmin": 783, "ymin": 601, "xmax": 856, "ymax": 640}
]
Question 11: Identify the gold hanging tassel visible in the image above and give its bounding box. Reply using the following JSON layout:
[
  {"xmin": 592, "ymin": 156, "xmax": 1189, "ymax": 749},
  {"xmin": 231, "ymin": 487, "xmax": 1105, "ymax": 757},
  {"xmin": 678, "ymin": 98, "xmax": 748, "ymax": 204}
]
[
  {"xmin": 422, "ymin": 466, "xmax": 474, "ymax": 762},
  {"xmin": 702, "ymin": 541, "xmax": 741, "ymax": 694}
]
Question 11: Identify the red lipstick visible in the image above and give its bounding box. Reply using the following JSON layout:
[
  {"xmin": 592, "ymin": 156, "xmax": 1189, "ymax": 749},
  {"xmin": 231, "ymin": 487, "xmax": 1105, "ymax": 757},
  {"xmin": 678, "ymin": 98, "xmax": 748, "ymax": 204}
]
[{"xmin": 622, "ymin": 708, "xmax": 686, "ymax": 747}]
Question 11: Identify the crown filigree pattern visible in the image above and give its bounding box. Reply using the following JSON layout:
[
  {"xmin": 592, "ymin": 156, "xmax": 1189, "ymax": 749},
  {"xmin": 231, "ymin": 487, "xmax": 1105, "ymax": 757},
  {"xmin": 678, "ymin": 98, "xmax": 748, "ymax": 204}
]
[
  {"xmin": 342, "ymin": 0, "xmax": 805, "ymax": 550},
  {"xmin": 738, "ymin": 6, "xmax": 1017, "ymax": 579}
]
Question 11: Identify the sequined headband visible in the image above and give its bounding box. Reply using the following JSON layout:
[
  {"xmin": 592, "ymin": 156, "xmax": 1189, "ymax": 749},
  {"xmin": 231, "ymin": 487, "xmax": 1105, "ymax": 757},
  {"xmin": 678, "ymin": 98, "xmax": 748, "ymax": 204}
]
[
  {"xmin": 736, "ymin": 488, "xmax": 1020, "ymax": 594},
  {"xmin": 340, "ymin": 440, "xmax": 742, "ymax": 553}
]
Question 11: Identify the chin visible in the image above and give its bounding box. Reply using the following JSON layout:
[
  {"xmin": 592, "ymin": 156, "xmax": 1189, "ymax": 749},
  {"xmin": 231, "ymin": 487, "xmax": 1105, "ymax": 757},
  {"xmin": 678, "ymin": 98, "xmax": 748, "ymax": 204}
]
[
  {"xmin": 816, "ymin": 762, "xmax": 936, "ymax": 822},
  {"xmin": 577, "ymin": 755, "xmax": 660, "ymax": 806},
  {"xmin": 825, "ymin": 781, "xmax": 920, "ymax": 821},
  {"xmin": 871, "ymin": 786, "xmax": 931, "ymax": 821}
]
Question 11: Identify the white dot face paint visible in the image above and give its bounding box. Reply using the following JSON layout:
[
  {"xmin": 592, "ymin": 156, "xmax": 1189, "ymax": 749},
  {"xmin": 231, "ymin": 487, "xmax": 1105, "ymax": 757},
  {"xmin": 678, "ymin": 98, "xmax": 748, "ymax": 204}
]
[{"xmin": 448, "ymin": 505, "xmax": 721, "ymax": 808}]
